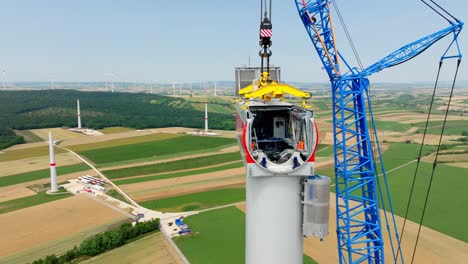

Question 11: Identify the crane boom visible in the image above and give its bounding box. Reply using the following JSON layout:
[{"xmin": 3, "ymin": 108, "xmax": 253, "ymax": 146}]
[{"xmin": 362, "ymin": 22, "xmax": 463, "ymax": 77}]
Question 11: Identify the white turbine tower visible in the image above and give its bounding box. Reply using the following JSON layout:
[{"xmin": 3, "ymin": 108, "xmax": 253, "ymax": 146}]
[
  {"xmin": 77, "ymin": 99, "xmax": 82, "ymax": 129},
  {"xmin": 51, "ymin": 74, "xmax": 55, "ymax": 89},
  {"xmin": 205, "ymin": 104, "xmax": 208, "ymax": 132},
  {"xmin": 48, "ymin": 132, "xmax": 58, "ymax": 192},
  {"xmin": 214, "ymin": 81, "xmax": 217, "ymax": 97},
  {"xmin": 2, "ymin": 69, "xmax": 6, "ymax": 89}
]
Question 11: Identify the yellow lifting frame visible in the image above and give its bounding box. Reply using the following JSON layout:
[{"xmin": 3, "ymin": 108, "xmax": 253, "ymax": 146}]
[{"xmin": 238, "ymin": 72, "xmax": 312, "ymax": 108}]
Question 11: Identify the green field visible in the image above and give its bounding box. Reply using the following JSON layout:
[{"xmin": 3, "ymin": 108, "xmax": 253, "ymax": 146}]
[
  {"xmin": 373, "ymin": 120, "xmax": 414, "ymax": 132},
  {"xmin": 414, "ymin": 120, "xmax": 468, "ymax": 136},
  {"xmin": 104, "ymin": 152, "xmax": 241, "ymax": 179},
  {"xmin": 69, "ymin": 133, "xmax": 181, "ymax": 152},
  {"xmin": 174, "ymin": 206, "xmax": 317, "ymax": 264},
  {"xmin": 381, "ymin": 160, "xmax": 468, "ymax": 242},
  {"xmin": 114, "ymin": 161, "xmax": 243, "ymax": 185},
  {"xmin": 317, "ymin": 142, "xmax": 468, "ymax": 242},
  {"xmin": 77, "ymin": 135, "xmax": 236, "ymax": 165},
  {"xmin": 0, "ymin": 163, "xmax": 89, "ymax": 188},
  {"xmin": 315, "ymin": 144, "xmax": 334, "ymax": 157},
  {"xmin": 105, "ymin": 189, "xmax": 129, "ymax": 203},
  {"xmin": 0, "ymin": 191, "xmax": 72, "ymax": 214},
  {"xmin": 0, "ymin": 145, "xmax": 66, "ymax": 162},
  {"xmin": 140, "ymin": 187, "xmax": 246, "ymax": 212}
]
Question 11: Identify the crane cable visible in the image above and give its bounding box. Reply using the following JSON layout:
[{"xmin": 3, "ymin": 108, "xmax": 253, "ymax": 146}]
[
  {"xmin": 394, "ymin": 60, "xmax": 443, "ymax": 262},
  {"xmin": 396, "ymin": 1, "xmax": 461, "ymax": 262},
  {"xmin": 410, "ymin": 59, "xmax": 461, "ymax": 264},
  {"xmin": 330, "ymin": 0, "xmax": 363, "ymax": 70}
]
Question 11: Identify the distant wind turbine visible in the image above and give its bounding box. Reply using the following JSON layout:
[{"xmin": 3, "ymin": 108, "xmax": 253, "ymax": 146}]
[
  {"xmin": 2, "ymin": 69, "xmax": 6, "ymax": 89},
  {"xmin": 51, "ymin": 74, "xmax": 54, "ymax": 89}
]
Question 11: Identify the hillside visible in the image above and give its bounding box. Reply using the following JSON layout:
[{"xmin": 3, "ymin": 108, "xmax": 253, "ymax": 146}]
[{"xmin": 0, "ymin": 90, "xmax": 235, "ymax": 150}]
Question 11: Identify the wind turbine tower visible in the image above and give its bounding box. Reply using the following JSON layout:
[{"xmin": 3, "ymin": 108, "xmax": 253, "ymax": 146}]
[
  {"xmin": 205, "ymin": 104, "xmax": 208, "ymax": 132},
  {"xmin": 48, "ymin": 132, "xmax": 58, "ymax": 192},
  {"xmin": 214, "ymin": 81, "xmax": 217, "ymax": 97},
  {"xmin": 2, "ymin": 70, "xmax": 6, "ymax": 89},
  {"xmin": 77, "ymin": 100, "xmax": 82, "ymax": 129}
]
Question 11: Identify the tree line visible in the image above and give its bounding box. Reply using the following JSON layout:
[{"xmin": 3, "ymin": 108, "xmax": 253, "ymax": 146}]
[
  {"xmin": 31, "ymin": 218, "xmax": 160, "ymax": 264},
  {"xmin": 0, "ymin": 90, "xmax": 235, "ymax": 150}
]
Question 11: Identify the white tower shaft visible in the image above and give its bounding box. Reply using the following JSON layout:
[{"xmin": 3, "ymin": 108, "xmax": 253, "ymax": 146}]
[
  {"xmin": 205, "ymin": 104, "xmax": 208, "ymax": 132},
  {"xmin": 246, "ymin": 175, "xmax": 303, "ymax": 264},
  {"xmin": 48, "ymin": 132, "xmax": 58, "ymax": 192},
  {"xmin": 77, "ymin": 100, "xmax": 82, "ymax": 129},
  {"xmin": 214, "ymin": 81, "xmax": 217, "ymax": 97}
]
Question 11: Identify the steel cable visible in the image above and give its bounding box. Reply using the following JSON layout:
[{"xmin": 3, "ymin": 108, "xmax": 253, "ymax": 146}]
[{"xmin": 410, "ymin": 59, "xmax": 461, "ymax": 264}]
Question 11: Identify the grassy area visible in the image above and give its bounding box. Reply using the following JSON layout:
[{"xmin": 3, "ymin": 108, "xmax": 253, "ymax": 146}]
[
  {"xmin": 381, "ymin": 160, "xmax": 468, "ymax": 242},
  {"xmin": 0, "ymin": 163, "xmax": 89, "ymax": 188},
  {"xmin": 68, "ymin": 133, "xmax": 182, "ymax": 152},
  {"xmin": 105, "ymin": 189, "xmax": 129, "ymax": 203},
  {"xmin": 80, "ymin": 232, "xmax": 172, "ymax": 264},
  {"xmin": 98, "ymin": 127, "xmax": 136, "ymax": 134},
  {"xmin": 373, "ymin": 120, "xmax": 414, "ymax": 132},
  {"xmin": 315, "ymin": 144, "xmax": 334, "ymax": 157},
  {"xmin": 414, "ymin": 120, "xmax": 468, "ymax": 136},
  {"xmin": 14, "ymin": 130, "xmax": 44, "ymax": 143},
  {"xmin": 174, "ymin": 206, "xmax": 317, "ymax": 264},
  {"xmin": 114, "ymin": 161, "xmax": 243, "ymax": 185},
  {"xmin": 0, "ymin": 145, "xmax": 66, "ymax": 162},
  {"xmin": 317, "ymin": 142, "xmax": 468, "ymax": 242},
  {"xmin": 77, "ymin": 135, "xmax": 236, "ymax": 165},
  {"xmin": 104, "ymin": 152, "xmax": 241, "ymax": 179},
  {"xmin": 174, "ymin": 207, "xmax": 245, "ymax": 264},
  {"xmin": 140, "ymin": 187, "xmax": 246, "ymax": 212},
  {"xmin": 0, "ymin": 191, "xmax": 72, "ymax": 214}
]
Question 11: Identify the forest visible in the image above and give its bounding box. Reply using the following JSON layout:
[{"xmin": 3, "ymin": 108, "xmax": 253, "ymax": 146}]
[{"xmin": 0, "ymin": 90, "xmax": 235, "ymax": 150}]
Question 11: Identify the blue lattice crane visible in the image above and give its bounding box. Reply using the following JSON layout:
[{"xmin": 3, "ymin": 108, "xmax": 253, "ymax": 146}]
[{"xmin": 293, "ymin": 1, "xmax": 463, "ymax": 263}]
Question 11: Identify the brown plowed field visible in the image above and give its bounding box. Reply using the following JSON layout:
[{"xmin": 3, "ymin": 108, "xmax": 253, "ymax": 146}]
[
  {"xmin": 0, "ymin": 153, "xmax": 82, "ymax": 177},
  {"xmin": 30, "ymin": 128, "xmax": 86, "ymax": 141},
  {"xmin": 133, "ymin": 179, "xmax": 245, "ymax": 202},
  {"xmin": 0, "ymin": 195, "xmax": 128, "ymax": 257},
  {"xmin": 0, "ymin": 170, "xmax": 96, "ymax": 202},
  {"xmin": 0, "ymin": 187, "xmax": 36, "ymax": 203},
  {"xmin": 121, "ymin": 168, "xmax": 244, "ymax": 193}
]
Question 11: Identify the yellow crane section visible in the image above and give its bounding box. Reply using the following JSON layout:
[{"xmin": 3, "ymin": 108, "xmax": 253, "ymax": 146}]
[{"xmin": 239, "ymin": 72, "xmax": 311, "ymax": 108}]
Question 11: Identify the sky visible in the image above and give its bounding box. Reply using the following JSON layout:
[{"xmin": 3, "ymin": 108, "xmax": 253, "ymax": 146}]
[{"xmin": 0, "ymin": 0, "xmax": 466, "ymax": 83}]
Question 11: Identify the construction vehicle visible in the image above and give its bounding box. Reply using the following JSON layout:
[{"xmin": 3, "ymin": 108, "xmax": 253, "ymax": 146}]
[{"xmin": 237, "ymin": 0, "xmax": 463, "ymax": 263}]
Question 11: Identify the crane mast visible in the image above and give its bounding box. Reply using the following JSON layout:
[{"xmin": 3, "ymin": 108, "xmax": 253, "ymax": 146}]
[{"xmin": 294, "ymin": 0, "xmax": 463, "ymax": 263}]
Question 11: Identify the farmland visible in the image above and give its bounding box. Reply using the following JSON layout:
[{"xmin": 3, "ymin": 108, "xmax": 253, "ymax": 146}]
[
  {"xmin": 0, "ymin": 195, "xmax": 130, "ymax": 264},
  {"xmin": 0, "ymin": 87, "xmax": 465, "ymax": 264},
  {"xmin": 68, "ymin": 133, "xmax": 182, "ymax": 152},
  {"xmin": 0, "ymin": 191, "xmax": 72, "ymax": 214},
  {"xmin": 113, "ymin": 161, "xmax": 243, "ymax": 185},
  {"xmin": 104, "ymin": 152, "xmax": 241, "ymax": 179},
  {"xmin": 140, "ymin": 187, "xmax": 246, "ymax": 212},
  {"xmin": 81, "ymin": 232, "xmax": 182, "ymax": 264},
  {"xmin": 0, "ymin": 163, "xmax": 89, "ymax": 188},
  {"xmin": 77, "ymin": 135, "xmax": 236, "ymax": 165},
  {"xmin": 0, "ymin": 145, "xmax": 66, "ymax": 162},
  {"xmin": 173, "ymin": 206, "xmax": 317, "ymax": 264}
]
